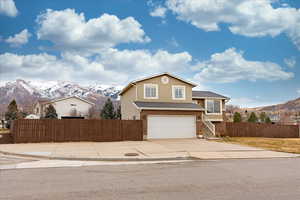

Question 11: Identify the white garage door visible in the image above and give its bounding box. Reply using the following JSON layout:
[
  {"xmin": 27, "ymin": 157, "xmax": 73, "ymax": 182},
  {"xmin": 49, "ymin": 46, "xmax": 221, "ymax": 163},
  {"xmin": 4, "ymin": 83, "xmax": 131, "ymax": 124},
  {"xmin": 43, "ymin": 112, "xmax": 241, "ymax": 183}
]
[{"xmin": 147, "ymin": 115, "xmax": 196, "ymax": 139}]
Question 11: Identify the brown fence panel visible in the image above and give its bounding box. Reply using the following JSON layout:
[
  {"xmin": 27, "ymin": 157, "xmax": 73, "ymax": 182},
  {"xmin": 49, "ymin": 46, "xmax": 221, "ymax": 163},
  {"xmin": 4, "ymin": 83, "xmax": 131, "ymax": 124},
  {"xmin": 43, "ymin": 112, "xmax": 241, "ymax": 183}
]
[
  {"xmin": 224, "ymin": 122, "xmax": 299, "ymax": 138},
  {"xmin": 0, "ymin": 133, "xmax": 13, "ymax": 144},
  {"xmin": 122, "ymin": 120, "xmax": 143, "ymax": 141},
  {"xmin": 12, "ymin": 119, "xmax": 143, "ymax": 143}
]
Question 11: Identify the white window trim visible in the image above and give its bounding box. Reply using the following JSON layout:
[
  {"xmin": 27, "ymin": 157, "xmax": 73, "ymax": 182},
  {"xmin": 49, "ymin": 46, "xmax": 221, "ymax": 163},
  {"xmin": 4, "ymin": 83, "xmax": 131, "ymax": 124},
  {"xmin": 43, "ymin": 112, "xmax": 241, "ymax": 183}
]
[
  {"xmin": 172, "ymin": 85, "xmax": 186, "ymax": 100},
  {"xmin": 144, "ymin": 84, "xmax": 159, "ymax": 99},
  {"xmin": 205, "ymin": 99, "xmax": 222, "ymax": 115}
]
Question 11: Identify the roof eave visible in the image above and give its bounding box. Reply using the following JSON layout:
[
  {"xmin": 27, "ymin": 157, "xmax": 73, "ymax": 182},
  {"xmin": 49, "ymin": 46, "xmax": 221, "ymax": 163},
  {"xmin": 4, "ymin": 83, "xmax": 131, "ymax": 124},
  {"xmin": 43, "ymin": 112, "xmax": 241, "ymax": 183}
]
[
  {"xmin": 192, "ymin": 96, "xmax": 230, "ymax": 100},
  {"xmin": 136, "ymin": 107, "xmax": 205, "ymax": 111},
  {"xmin": 49, "ymin": 96, "xmax": 95, "ymax": 105}
]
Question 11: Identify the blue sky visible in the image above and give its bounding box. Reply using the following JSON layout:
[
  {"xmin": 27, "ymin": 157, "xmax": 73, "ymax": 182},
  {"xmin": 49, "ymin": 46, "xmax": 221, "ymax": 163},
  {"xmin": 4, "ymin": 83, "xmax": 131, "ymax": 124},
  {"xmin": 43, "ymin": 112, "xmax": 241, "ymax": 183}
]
[{"xmin": 0, "ymin": 0, "xmax": 299, "ymax": 107}]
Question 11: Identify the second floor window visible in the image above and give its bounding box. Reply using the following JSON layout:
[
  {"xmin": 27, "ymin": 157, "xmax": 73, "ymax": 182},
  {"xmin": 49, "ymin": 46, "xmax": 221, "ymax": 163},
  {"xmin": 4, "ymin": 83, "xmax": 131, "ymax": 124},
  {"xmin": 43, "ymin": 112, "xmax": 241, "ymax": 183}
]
[
  {"xmin": 172, "ymin": 85, "xmax": 185, "ymax": 100},
  {"xmin": 206, "ymin": 99, "xmax": 221, "ymax": 114},
  {"xmin": 144, "ymin": 84, "xmax": 158, "ymax": 98}
]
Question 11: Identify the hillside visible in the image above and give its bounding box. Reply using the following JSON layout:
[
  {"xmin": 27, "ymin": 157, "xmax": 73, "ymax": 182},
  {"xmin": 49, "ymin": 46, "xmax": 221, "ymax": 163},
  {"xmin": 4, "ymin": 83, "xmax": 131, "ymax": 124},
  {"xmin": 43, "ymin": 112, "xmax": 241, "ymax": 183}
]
[{"xmin": 257, "ymin": 97, "xmax": 300, "ymax": 112}]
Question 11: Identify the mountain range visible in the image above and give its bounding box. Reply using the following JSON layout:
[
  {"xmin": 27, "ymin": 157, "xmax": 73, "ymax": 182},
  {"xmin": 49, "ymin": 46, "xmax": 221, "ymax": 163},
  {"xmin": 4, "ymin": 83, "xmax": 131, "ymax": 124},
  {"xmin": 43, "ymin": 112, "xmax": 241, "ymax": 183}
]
[{"xmin": 0, "ymin": 79, "xmax": 121, "ymax": 114}]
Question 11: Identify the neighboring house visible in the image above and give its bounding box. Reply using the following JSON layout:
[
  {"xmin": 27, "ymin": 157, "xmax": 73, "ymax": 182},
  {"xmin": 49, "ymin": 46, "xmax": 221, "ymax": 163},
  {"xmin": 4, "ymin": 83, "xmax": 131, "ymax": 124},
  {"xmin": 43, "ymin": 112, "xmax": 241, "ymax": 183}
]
[
  {"xmin": 25, "ymin": 114, "xmax": 40, "ymax": 119},
  {"xmin": 120, "ymin": 72, "xmax": 229, "ymax": 139},
  {"xmin": 33, "ymin": 96, "xmax": 94, "ymax": 119},
  {"xmin": 269, "ymin": 113, "xmax": 280, "ymax": 123}
]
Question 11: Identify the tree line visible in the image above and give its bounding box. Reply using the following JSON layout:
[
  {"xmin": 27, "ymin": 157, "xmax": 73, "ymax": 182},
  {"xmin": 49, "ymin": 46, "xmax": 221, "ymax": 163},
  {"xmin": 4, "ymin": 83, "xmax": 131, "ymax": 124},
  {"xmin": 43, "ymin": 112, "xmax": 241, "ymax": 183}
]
[{"xmin": 233, "ymin": 111, "xmax": 272, "ymax": 123}]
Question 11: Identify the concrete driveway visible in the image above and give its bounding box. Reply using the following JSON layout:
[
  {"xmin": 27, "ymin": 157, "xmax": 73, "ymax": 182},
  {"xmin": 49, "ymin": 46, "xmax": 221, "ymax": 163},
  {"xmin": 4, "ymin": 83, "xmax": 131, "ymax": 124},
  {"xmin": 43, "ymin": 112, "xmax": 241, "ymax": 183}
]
[{"xmin": 0, "ymin": 139, "xmax": 298, "ymax": 160}]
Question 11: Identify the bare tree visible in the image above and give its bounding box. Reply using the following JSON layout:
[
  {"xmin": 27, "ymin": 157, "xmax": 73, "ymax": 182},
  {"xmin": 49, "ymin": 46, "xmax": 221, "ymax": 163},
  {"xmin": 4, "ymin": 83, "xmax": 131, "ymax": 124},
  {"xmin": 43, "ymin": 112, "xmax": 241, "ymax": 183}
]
[
  {"xmin": 88, "ymin": 106, "xmax": 98, "ymax": 119},
  {"xmin": 226, "ymin": 104, "xmax": 240, "ymax": 113}
]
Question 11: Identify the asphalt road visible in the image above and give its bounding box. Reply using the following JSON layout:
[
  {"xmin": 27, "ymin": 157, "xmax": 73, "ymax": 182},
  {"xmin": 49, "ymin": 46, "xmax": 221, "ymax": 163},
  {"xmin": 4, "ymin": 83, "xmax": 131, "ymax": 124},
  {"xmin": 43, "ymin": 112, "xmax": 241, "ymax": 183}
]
[{"xmin": 1, "ymin": 158, "xmax": 300, "ymax": 200}]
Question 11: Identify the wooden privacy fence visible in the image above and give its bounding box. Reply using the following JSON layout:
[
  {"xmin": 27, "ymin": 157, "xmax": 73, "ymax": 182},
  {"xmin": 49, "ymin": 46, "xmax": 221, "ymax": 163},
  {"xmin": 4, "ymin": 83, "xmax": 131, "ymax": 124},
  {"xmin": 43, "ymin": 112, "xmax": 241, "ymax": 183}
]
[
  {"xmin": 224, "ymin": 122, "xmax": 299, "ymax": 138},
  {"xmin": 12, "ymin": 119, "xmax": 143, "ymax": 143}
]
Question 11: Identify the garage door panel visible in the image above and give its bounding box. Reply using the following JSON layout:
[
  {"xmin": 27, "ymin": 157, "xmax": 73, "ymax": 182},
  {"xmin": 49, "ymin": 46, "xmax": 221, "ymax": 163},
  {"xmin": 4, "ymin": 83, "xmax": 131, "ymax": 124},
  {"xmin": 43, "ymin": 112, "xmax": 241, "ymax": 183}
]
[{"xmin": 148, "ymin": 115, "xmax": 196, "ymax": 139}]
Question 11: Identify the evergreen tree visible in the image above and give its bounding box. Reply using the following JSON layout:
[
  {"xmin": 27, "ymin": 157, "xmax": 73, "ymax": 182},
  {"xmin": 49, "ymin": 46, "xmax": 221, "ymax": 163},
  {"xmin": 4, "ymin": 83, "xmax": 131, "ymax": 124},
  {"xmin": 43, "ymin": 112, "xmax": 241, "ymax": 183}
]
[
  {"xmin": 259, "ymin": 112, "xmax": 267, "ymax": 123},
  {"xmin": 4, "ymin": 99, "xmax": 19, "ymax": 128},
  {"xmin": 100, "ymin": 98, "xmax": 116, "ymax": 119},
  {"xmin": 265, "ymin": 116, "xmax": 272, "ymax": 123},
  {"xmin": 44, "ymin": 104, "xmax": 58, "ymax": 119},
  {"xmin": 233, "ymin": 112, "xmax": 242, "ymax": 122},
  {"xmin": 248, "ymin": 112, "xmax": 258, "ymax": 123},
  {"xmin": 116, "ymin": 105, "xmax": 121, "ymax": 119}
]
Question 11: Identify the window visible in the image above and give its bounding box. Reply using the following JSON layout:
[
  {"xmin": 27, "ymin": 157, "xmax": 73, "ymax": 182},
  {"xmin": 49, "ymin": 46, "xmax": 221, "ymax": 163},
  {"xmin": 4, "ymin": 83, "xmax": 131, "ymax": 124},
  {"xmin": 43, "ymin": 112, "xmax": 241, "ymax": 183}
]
[
  {"xmin": 172, "ymin": 85, "xmax": 185, "ymax": 100},
  {"xmin": 206, "ymin": 99, "xmax": 221, "ymax": 114},
  {"xmin": 144, "ymin": 84, "xmax": 158, "ymax": 99}
]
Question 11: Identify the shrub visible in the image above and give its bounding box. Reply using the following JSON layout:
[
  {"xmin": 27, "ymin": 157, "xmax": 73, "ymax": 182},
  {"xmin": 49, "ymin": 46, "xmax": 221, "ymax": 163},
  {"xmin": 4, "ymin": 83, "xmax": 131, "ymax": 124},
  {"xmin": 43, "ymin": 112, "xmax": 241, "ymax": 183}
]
[
  {"xmin": 44, "ymin": 104, "xmax": 58, "ymax": 119},
  {"xmin": 100, "ymin": 98, "xmax": 116, "ymax": 119},
  {"xmin": 4, "ymin": 100, "xmax": 19, "ymax": 129},
  {"xmin": 248, "ymin": 112, "xmax": 258, "ymax": 123},
  {"xmin": 233, "ymin": 112, "xmax": 242, "ymax": 122}
]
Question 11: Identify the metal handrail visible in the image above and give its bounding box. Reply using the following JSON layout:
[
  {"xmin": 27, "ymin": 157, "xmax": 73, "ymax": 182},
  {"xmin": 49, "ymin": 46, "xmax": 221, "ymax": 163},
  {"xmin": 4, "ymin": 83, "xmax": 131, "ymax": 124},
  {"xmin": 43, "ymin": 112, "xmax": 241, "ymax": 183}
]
[{"xmin": 202, "ymin": 113, "xmax": 216, "ymax": 136}]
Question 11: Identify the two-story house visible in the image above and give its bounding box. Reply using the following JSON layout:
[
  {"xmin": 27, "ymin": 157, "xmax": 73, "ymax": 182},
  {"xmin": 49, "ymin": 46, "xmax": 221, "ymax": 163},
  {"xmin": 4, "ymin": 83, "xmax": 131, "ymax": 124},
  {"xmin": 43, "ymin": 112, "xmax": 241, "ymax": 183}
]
[{"xmin": 120, "ymin": 72, "xmax": 229, "ymax": 139}]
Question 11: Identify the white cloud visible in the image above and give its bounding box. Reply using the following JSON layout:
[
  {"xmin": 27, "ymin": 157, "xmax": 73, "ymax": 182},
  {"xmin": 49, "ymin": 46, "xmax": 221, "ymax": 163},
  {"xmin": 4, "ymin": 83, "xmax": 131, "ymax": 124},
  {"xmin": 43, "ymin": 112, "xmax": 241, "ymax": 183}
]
[
  {"xmin": 0, "ymin": 48, "xmax": 197, "ymax": 85},
  {"xmin": 1, "ymin": 46, "xmax": 293, "ymax": 87},
  {"xmin": 193, "ymin": 48, "xmax": 293, "ymax": 83},
  {"xmin": 0, "ymin": 52, "xmax": 128, "ymax": 84},
  {"xmin": 0, "ymin": 0, "xmax": 18, "ymax": 17},
  {"xmin": 284, "ymin": 57, "xmax": 296, "ymax": 68},
  {"xmin": 98, "ymin": 48, "xmax": 193, "ymax": 75},
  {"xmin": 150, "ymin": 6, "xmax": 167, "ymax": 18},
  {"xmin": 36, "ymin": 9, "xmax": 150, "ymax": 54},
  {"xmin": 5, "ymin": 29, "xmax": 31, "ymax": 47},
  {"xmin": 297, "ymin": 89, "xmax": 300, "ymax": 95},
  {"xmin": 165, "ymin": 0, "xmax": 300, "ymax": 50}
]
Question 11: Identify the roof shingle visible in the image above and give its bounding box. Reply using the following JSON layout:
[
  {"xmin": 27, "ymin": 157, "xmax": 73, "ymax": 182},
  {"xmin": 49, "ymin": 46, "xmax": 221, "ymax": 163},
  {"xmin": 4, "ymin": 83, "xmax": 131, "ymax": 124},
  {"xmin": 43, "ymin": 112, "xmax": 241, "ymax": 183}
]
[{"xmin": 192, "ymin": 91, "xmax": 229, "ymax": 99}]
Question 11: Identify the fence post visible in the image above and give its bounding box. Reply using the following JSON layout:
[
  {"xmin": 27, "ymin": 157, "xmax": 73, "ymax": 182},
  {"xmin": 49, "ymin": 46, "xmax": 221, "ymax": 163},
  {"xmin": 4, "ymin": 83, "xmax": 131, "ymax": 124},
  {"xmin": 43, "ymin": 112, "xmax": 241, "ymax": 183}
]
[
  {"xmin": 11, "ymin": 120, "xmax": 16, "ymax": 143},
  {"xmin": 298, "ymin": 124, "xmax": 300, "ymax": 138}
]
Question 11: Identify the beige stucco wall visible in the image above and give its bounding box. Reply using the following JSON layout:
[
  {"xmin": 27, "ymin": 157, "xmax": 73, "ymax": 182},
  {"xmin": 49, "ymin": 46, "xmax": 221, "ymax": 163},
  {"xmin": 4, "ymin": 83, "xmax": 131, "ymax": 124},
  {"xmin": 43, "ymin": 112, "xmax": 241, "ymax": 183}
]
[
  {"xmin": 134, "ymin": 75, "xmax": 193, "ymax": 103},
  {"xmin": 203, "ymin": 113, "xmax": 224, "ymax": 121},
  {"xmin": 194, "ymin": 99, "xmax": 205, "ymax": 108},
  {"xmin": 121, "ymin": 86, "xmax": 140, "ymax": 120}
]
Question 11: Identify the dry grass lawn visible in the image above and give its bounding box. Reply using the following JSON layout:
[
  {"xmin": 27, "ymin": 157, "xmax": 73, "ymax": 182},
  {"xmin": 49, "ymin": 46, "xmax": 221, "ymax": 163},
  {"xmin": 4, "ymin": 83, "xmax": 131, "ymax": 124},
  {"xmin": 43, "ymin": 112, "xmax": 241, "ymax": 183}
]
[{"xmin": 220, "ymin": 137, "xmax": 300, "ymax": 154}]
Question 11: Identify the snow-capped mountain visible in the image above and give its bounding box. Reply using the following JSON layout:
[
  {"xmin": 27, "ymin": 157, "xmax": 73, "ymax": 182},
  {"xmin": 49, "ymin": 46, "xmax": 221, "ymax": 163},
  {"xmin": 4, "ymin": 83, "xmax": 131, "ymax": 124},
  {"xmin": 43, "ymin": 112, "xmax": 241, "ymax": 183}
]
[{"xmin": 0, "ymin": 79, "xmax": 121, "ymax": 113}]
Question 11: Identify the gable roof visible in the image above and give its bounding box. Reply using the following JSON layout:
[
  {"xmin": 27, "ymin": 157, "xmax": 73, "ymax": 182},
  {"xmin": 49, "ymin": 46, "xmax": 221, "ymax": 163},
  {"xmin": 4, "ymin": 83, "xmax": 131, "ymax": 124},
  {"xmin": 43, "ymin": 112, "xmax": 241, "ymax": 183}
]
[
  {"xmin": 120, "ymin": 72, "xmax": 197, "ymax": 95},
  {"xmin": 50, "ymin": 96, "xmax": 95, "ymax": 105},
  {"xmin": 37, "ymin": 99, "xmax": 50, "ymax": 104},
  {"xmin": 36, "ymin": 96, "xmax": 95, "ymax": 106},
  {"xmin": 192, "ymin": 91, "xmax": 229, "ymax": 99}
]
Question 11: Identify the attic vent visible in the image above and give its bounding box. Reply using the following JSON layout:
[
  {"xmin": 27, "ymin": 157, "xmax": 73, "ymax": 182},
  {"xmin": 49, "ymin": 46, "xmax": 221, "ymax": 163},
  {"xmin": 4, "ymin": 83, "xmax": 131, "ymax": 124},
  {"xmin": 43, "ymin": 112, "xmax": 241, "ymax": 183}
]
[{"xmin": 161, "ymin": 76, "xmax": 169, "ymax": 84}]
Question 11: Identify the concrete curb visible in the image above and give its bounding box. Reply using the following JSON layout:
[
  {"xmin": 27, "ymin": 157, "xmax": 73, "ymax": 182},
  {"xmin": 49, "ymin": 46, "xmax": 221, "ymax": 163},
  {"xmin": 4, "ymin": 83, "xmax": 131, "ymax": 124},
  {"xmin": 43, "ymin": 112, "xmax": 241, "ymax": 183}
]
[{"xmin": 0, "ymin": 150, "xmax": 199, "ymax": 162}]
